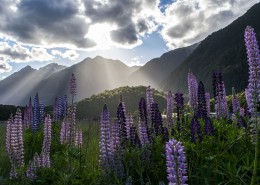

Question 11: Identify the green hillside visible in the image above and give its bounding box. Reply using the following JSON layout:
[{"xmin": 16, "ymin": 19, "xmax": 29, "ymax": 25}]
[
  {"xmin": 162, "ymin": 2, "xmax": 260, "ymax": 95},
  {"xmin": 76, "ymin": 86, "xmax": 166, "ymax": 120}
]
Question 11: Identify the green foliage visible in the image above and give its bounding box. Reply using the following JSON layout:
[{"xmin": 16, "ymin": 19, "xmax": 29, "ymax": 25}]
[{"xmin": 76, "ymin": 86, "xmax": 166, "ymax": 120}]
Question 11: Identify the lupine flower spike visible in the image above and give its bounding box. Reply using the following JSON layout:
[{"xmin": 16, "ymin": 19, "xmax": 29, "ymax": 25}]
[{"xmin": 165, "ymin": 139, "xmax": 188, "ymax": 185}]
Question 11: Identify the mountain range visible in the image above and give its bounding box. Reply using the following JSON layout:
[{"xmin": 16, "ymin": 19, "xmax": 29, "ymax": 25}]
[{"xmin": 0, "ymin": 2, "xmax": 259, "ymax": 106}]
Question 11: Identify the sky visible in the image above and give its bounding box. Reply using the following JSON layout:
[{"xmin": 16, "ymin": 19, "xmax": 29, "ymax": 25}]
[{"xmin": 0, "ymin": 0, "xmax": 259, "ymax": 79}]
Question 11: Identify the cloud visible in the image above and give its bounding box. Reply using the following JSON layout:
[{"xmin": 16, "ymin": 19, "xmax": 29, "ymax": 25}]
[
  {"xmin": 0, "ymin": 42, "xmax": 54, "ymax": 62},
  {"xmin": 161, "ymin": 0, "xmax": 259, "ymax": 49},
  {"xmin": 0, "ymin": 0, "xmax": 162, "ymax": 50},
  {"xmin": 0, "ymin": 60, "xmax": 12, "ymax": 73},
  {"xmin": 129, "ymin": 56, "xmax": 143, "ymax": 67},
  {"xmin": 52, "ymin": 49, "xmax": 79, "ymax": 60}
]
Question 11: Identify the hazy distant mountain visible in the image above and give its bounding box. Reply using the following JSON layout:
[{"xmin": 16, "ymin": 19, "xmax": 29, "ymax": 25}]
[
  {"xmin": 0, "ymin": 63, "xmax": 66, "ymax": 105},
  {"xmin": 25, "ymin": 56, "xmax": 140, "ymax": 105},
  {"xmin": 128, "ymin": 43, "xmax": 198, "ymax": 88},
  {"xmin": 162, "ymin": 2, "xmax": 260, "ymax": 95}
]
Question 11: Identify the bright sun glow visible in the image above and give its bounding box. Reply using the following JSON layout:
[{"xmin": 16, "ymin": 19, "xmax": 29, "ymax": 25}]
[{"xmin": 86, "ymin": 23, "xmax": 117, "ymax": 50}]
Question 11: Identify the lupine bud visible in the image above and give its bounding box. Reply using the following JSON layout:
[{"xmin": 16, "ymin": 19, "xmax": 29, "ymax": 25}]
[
  {"xmin": 150, "ymin": 102, "xmax": 163, "ymax": 136},
  {"xmin": 99, "ymin": 104, "xmax": 111, "ymax": 171},
  {"xmin": 165, "ymin": 139, "xmax": 188, "ymax": 185},
  {"xmin": 146, "ymin": 86, "xmax": 154, "ymax": 124},
  {"xmin": 197, "ymin": 81, "xmax": 207, "ymax": 119},
  {"xmin": 70, "ymin": 73, "xmax": 77, "ymax": 104},
  {"xmin": 138, "ymin": 120, "xmax": 150, "ymax": 148},
  {"xmin": 32, "ymin": 93, "xmax": 40, "ymax": 132},
  {"xmin": 188, "ymin": 71, "xmax": 198, "ymax": 112},
  {"xmin": 117, "ymin": 101, "xmax": 127, "ymax": 142},
  {"xmin": 53, "ymin": 96, "xmax": 58, "ymax": 121},
  {"xmin": 139, "ymin": 98, "xmax": 148, "ymax": 125},
  {"xmin": 41, "ymin": 115, "xmax": 52, "ymax": 168},
  {"xmin": 204, "ymin": 117, "xmax": 214, "ymax": 135}
]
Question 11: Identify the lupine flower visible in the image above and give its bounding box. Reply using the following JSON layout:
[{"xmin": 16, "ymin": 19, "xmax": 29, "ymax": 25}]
[
  {"xmin": 74, "ymin": 128, "xmax": 83, "ymax": 148},
  {"xmin": 15, "ymin": 109, "xmax": 24, "ymax": 167},
  {"xmin": 110, "ymin": 120, "xmax": 124, "ymax": 178},
  {"xmin": 53, "ymin": 96, "xmax": 58, "ymax": 121},
  {"xmin": 138, "ymin": 120, "xmax": 150, "ymax": 148},
  {"xmin": 237, "ymin": 116, "xmax": 247, "ymax": 128},
  {"xmin": 117, "ymin": 101, "xmax": 127, "ymax": 142},
  {"xmin": 99, "ymin": 104, "xmax": 111, "ymax": 171},
  {"xmin": 204, "ymin": 117, "xmax": 214, "ymax": 135},
  {"xmin": 150, "ymin": 102, "xmax": 163, "ymax": 136},
  {"xmin": 60, "ymin": 118, "xmax": 71, "ymax": 145},
  {"xmin": 26, "ymin": 161, "xmax": 37, "ymax": 180},
  {"xmin": 165, "ymin": 139, "xmax": 188, "ymax": 185},
  {"xmin": 62, "ymin": 95, "xmax": 68, "ymax": 118},
  {"xmin": 67, "ymin": 104, "xmax": 77, "ymax": 142},
  {"xmin": 166, "ymin": 91, "xmax": 174, "ymax": 128},
  {"xmin": 175, "ymin": 93, "xmax": 184, "ymax": 131},
  {"xmin": 32, "ymin": 93, "xmax": 40, "ymax": 132},
  {"xmin": 212, "ymin": 72, "xmax": 223, "ymax": 118},
  {"xmin": 39, "ymin": 101, "xmax": 44, "ymax": 123},
  {"xmin": 126, "ymin": 115, "xmax": 134, "ymax": 140},
  {"xmin": 197, "ymin": 81, "xmax": 207, "ymax": 119},
  {"xmin": 161, "ymin": 127, "xmax": 169, "ymax": 142},
  {"xmin": 146, "ymin": 86, "xmax": 154, "ymax": 124},
  {"xmin": 70, "ymin": 73, "xmax": 77, "ymax": 104},
  {"xmin": 219, "ymin": 82, "xmax": 228, "ymax": 118},
  {"xmin": 58, "ymin": 96, "xmax": 63, "ymax": 120},
  {"xmin": 41, "ymin": 115, "xmax": 52, "ymax": 168},
  {"xmin": 205, "ymin": 92, "xmax": 211, "ymax": 117},
  {"xmin": 188, "ymin": 71, "xmax": 198, "ymax": 112},
  {"xmin": 6, "ymin": 109, "xmax": 25, "ymax": 179},
  {"xmin": 244, "ymin": 26, "xmax": 260, "ymax": 147},
  {"xmin": 139, "ymin": 97, "xmax": 148, "ymax": 125},
  {"xmin": 190, "ymin": 115, "xmax": 202, "ymax": 143}
]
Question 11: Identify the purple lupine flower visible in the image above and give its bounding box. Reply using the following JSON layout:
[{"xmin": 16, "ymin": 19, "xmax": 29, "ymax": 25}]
[
  {"xmin": 204, "ymin": 117, "xmax": 214, "ymax": 135},
  {"xmin": 219, "ymin": 82, "xmax": 228, "ymax": 118},
  {"xmin": 212, "ymin": 72, "xmax": 226, "ymax": 118},
  {"xmin": 70, "ymin": 73, "xmax": 77, "ymax": 104},
  {"xmin": 126, "ymin": 115, "xmax": 134, "ymax": 140},
  {"xmin": 32, "ymin": 93, "xmax": 40, "ymax": 132},
  {"xmin": 161, "ymin": 127, "xmax": 169, "ymax": 142},
  {"xmin": 150, "ymin": 102, "xmax": 163, "ymax": 136},
  {"xmin": 190, "ymin": 115, "xmax": 202, "ymax": 143},
  {"xmin": 53, "ymin": 96, "xmax": 58, "ymax": 121},
  {"xmin": 146, "ymin": 86, "xmax": 154, "ymax": 124},
  {"xmin": 139, "ymin": 97, "xmax": 148, "ymax": 126},
  {"xmin": 26, "ymin": 161, "xmax": 37, "ymax": 181},
  {"xmin": 205, "ymin": 92, "xmax": 211, "ymax": 117},
  {"xmin": 60, "ymin": 118, "xmax": 71, "ymax": 145},
  {"xmin": 117, "ymin": 101, "xmax": 127, "ymax": 142},
  {"xmin": 39, "ymin": 101, "xmax": 44, "ymax": 123},
  {"xmin": 58, "ymin": 96, "xmax": 63, "ymax": 120},
  {"xmin": 62, "ymin": 95, "xmax": 68, "ymax": 118},
  {"xmin": 110, "ymin": 120, "xmax": 121, "ymax": 161},
  {"xmin": 15, "ymin": 109, "xmax": 24, "ymax": 167},
  {"xmin": 165, "ymin": 139, "xmax": 188, "ymax": 185},
  {"xmin": 197, "ymin": 81, "xmax": 207, "ymax": 119},
  {"xmin": 166, "ymin": 91, "xmax": 174, "ymax": 128},
  {"xmin": 138, "ymin": 120, "xmax": 150, "ymax": 148},
  {"xmin": 74, "ymin": 128, "xmax": 83, "ymax": 148},
  {"xmin": 67, "ymin": 104, "xmax": 76, "ymax": 142},
  {"xmin": 232, "ymin": 87, "xmax": 241, "ymax": 114},
  {"xmin": 41, "ymin": 115, "xmax": 52, "ymax": 168},
  {"xmin": 175, "ymin": 93, "xmax": 184, "ymax": 131},
  {"xmin": 99, "ymin": 104, "xmax": 111, "ymax": 171},
  {"xmin": 188, "ymin": 71, "xmax": 198, "ymax": 112},
  {"xmin": 6, "ymin": 109, "xmax": 25, "ymax": 179},
  {"xmin": 237, "ymin": 116, "xmax": 247, "ymax": 128}
]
